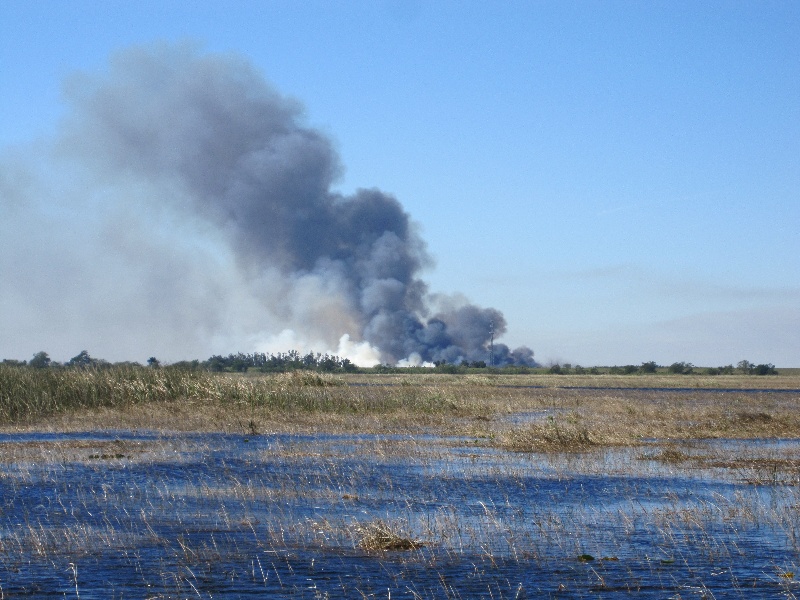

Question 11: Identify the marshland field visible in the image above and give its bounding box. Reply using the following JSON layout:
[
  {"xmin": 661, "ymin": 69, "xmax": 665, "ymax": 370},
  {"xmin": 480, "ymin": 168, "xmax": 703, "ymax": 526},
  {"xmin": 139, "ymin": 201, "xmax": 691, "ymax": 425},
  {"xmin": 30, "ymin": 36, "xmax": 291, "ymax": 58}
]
[{"xmin": 0, "ymin": 366, "xmax": 798, "ymax": 598}]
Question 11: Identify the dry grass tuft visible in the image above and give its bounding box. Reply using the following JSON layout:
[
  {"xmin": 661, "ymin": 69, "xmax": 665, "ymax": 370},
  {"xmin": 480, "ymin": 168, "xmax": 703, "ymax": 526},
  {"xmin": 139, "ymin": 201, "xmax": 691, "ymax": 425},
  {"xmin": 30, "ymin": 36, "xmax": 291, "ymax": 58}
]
[
  {"xmin": 501, "ymin": 416, "xmax": 596, "ymax": 452},
  {"xmin": 733, "ymin": 411, "xmax": 773, "ymax": 423},
  {"xmin": 643, "ymin": 446, "xmax": 693, "ymax": 463},
  {"xmin": 355, "ymin": 520, "xmax": 423, "ymax": 551}
]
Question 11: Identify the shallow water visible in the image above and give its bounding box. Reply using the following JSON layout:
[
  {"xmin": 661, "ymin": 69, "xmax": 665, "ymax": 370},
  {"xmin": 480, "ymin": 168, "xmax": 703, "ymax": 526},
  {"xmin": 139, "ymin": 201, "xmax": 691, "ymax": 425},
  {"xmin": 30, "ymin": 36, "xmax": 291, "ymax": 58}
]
[
  {"xmin": 0, "ymin": 430, "xmax": 798, "ymax": 598},
  {"xmin": 500, "ymin": 385, "xmax": 800, "ymax": 394},
  {"xmin": 351, "ymin": 382, "xmax": 800, "ymax": 394}
]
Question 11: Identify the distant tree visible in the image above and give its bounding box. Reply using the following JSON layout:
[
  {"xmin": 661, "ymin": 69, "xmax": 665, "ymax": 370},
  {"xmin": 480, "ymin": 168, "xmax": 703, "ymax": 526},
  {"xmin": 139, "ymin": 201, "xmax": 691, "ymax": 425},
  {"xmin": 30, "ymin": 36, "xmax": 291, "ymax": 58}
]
[
  {"xmin": 200, "ymin": 350, "xmax": 363, "ymax": 374},
  {"xmin": 737, "ymin": 360, "xmax": 754, "ymax": 375},
  {"xmin": 229, "ymin": 353, "xmax": 250, "ymax": 372},
  {"xmin": 573, "ymin": 364, "xmax": 586, "ymax": 374},
  {"xmin": 548, "ymin": 363, "xmax": 562, "ymax": 375},
  {"xmin": 29, "ymin": 351, "xmax": 51, "ymax": 369},
  {"xmin": 753, "ymin": 363, "xmax": 777, "ymax": 376},
  {"xmin": 668, "ymin": 362, "xmax": 694, "ymax": 375},
  {"xmin": 205, "ymin": 355, "xmax": 226, "ymax": 372},
  {"xmin": 68, "ymin": 350, "xmax": 93, "ymax": 369},
  {"xmin": 318, "ymin": 355, "xmax": 339, "ymax": 372},
  {"xmin": 147, "ymin": 357, "xmax": 161, "ymax": 368},
  {"xmin": 302, "ymin": 352, "xmax": 318, "ymax": 368},
  {"xmin": 2, "ymin": 358, "xmax": 26, "ymax": 367},
  {"xmin": 640, "ymin": 361, "xmax": 658, "ymax": 374}
]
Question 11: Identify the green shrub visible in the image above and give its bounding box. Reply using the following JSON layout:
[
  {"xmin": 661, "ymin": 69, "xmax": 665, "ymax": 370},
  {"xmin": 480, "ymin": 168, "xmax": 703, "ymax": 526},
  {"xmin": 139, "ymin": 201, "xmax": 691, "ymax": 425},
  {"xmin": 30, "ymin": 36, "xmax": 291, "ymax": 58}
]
[{"xmin": 668, "ymin": 362, "xmax": 694, "ymax": 375}]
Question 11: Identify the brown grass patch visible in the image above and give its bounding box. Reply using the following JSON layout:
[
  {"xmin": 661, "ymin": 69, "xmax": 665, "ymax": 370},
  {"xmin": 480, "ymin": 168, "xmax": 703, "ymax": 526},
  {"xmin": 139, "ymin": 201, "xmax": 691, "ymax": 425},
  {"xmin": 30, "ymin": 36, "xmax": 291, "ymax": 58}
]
[
  {"xmin": 355, "ymin": 520, "xmax": 423, "ymax": 551},
  {"xmin": 501, "ymin": 417, "xmax": 596, "ymax": 452},
  {"xmin": 3, "ymin": 371, "xmax": 798, "ymax": 447},
  {"xmin": 648, "ymin": 447, "xmax": 694, "ymax": 463},
  {"xmin": 0, "ymin": 438, "xmax": 150, "ymax": 463}
]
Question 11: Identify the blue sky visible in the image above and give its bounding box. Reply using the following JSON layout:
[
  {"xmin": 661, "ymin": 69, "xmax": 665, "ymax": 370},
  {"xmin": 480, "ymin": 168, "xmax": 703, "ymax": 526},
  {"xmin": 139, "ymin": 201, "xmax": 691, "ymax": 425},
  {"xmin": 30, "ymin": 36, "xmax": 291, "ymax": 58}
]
[{"xmin": 1, "ymin": 1, "xmax": 798, "ymax": 366}]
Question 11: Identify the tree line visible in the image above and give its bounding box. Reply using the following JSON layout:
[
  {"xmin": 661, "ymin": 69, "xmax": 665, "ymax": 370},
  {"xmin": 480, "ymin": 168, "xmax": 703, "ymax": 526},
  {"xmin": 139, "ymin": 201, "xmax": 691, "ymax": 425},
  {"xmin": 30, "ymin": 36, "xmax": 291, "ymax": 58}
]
[
  {"xmin": 546, "ymin": 360, "xmax": 778, "ymax": 376},
  {"xmin": 2, "ymin": 351, "xmax": 779, "ymax": 376},
  {"xmin": 1, "ymin": 350, "xmax": 359, "ymax": 374}
]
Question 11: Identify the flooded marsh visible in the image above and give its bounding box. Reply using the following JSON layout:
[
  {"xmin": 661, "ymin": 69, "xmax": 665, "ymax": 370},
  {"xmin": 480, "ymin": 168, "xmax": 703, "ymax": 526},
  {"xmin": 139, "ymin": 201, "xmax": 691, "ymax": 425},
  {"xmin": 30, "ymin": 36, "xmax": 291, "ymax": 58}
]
[{"xmin": 0, "ymin": 372, "xmax": 798, "ymax": 597}]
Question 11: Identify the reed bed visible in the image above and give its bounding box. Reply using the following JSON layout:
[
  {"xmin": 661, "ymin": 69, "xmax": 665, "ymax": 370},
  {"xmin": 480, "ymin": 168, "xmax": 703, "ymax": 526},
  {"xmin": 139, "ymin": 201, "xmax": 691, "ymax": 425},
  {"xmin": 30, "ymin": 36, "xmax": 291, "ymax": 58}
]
[
  {"xmin": 0, "ymin": 366, "xmax": 484, "ymax": 428},
  {"xmin": 3, "ymin": 366, "xmax": 799, "ymax": 443}
]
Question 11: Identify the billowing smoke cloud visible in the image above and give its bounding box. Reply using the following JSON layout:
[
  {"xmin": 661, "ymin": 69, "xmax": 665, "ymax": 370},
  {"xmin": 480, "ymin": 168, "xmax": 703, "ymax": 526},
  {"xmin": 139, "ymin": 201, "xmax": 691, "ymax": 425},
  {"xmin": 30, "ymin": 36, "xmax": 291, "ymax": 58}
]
[{"xmin": 0, "ymin": 43, "xmax": 534, "ymax": 366}]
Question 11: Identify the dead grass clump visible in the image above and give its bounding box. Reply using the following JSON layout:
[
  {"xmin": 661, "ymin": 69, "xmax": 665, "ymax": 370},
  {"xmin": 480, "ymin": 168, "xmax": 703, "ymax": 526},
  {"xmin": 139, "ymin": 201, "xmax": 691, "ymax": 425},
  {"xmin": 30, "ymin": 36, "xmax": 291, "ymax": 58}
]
[
  {"xmin": 711, "ymin": 457, "xmax": 800, "ymax": 470},
  {"xmin": 646, "ymin": 446, "xmax": 693, "ymax": 463},
  {"xmin": 355, "ymin": 520, "xmax": 423, "ymax": 551},
  {"xmin": 731, "ymin": 411, "xmax": 772, "ymax": 424},
  {"xmin": 717, "ymin": 409, "xmax": 795, "ymax": 437},
  {"xmin": 0, "ymin": 438, "xmax": 150, "ymax": 464},
  {"xmin": 501, "ymin": 418, "xmax": 596, "ymax": 452}
]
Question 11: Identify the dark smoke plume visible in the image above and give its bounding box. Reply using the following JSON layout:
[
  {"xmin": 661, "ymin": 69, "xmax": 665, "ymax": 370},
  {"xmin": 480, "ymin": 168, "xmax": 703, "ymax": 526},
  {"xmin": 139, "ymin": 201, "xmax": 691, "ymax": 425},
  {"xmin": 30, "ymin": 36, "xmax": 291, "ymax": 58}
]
[{"xmin": 1, "ymin": 44, "xmax": 534, "ymax": 366}]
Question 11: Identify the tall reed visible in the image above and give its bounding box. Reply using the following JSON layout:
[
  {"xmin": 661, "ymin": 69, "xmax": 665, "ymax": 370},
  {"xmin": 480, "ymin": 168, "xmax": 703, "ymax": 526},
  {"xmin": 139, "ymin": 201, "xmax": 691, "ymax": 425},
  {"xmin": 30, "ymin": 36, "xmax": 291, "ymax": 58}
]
[
  {"xmin": 0, "ymin": 364, "xmax": 216, "ymax": 423},
  {"xmin": 0, "ymin": 366, "xmax": 479, "ymax": 425}
]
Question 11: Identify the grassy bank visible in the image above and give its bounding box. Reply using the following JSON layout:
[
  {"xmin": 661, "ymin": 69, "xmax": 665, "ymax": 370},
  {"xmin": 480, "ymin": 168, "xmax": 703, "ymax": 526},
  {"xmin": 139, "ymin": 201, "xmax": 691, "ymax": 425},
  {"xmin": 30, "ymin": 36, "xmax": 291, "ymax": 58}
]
[{"xmin": 2, "ymin": 365, "xmax": 798, "ymax": 446}]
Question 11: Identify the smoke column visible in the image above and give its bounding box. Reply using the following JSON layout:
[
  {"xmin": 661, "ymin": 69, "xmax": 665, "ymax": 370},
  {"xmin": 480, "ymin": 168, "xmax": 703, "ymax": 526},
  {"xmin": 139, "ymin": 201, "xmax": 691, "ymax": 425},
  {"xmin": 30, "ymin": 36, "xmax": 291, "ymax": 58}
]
[{"xmin": 0, "ymin": 44, "xmax": 534, "ymax": 366}]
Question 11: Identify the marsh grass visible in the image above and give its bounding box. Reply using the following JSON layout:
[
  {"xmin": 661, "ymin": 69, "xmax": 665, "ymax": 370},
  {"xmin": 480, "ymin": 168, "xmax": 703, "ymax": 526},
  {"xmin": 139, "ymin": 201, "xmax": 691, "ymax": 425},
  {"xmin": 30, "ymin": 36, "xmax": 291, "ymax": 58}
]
[
  {"xmin": 502, "ymin": 414, "xmax": 595, "ymax": 452},
  {"xmin": 3, "ymin": 366, "xmax": 799, "ymax": 444},
  {"xmin": 0, "ymin": 364, "xmax": 207, "ymax": 423},
  {"xmin": 0, "ymin": 366, "xmax": 486, "ymax": 430},
  {"xmin": 638, "ymin": 440, "xmax": 800, "ymax": 485},
  {"xmin": 0, "ymin": 424, "xmax": 798, "ymax": 596},
  {"xmin": 346, "ymin": 372, "xmax": 800, "ymax": 389},
  {"xmin": 494, "ymin": 386, "xmax": 800, "ymax": 453}
]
